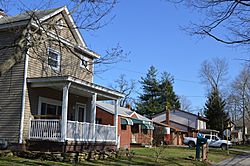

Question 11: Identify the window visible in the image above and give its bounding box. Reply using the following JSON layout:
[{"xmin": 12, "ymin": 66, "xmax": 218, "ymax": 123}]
[
  {"xmin": 96, "ymin": 118, "xmax": 102, "ymax": 124},
  {"xmin": 131, "ymin": 124, "xmax": 139, "ymax": 133},
  {"xmin": 38, "ymin": 97, "xmax": 62, "ymax": 119},
  {"xmin": 211, "ymin": 136, "xmax": 219, "ymax": 141},
  {"xmin": 75, "ymin": 104, "xmax": 86, "ymax": 122},
  {"xmin": 56, "ymin": 19, "xmax": 64, "ymax": 30},
  {"xmin": 48, "ymin": 48, "xmax": 60, "ymax": 70},
  {"xmin": 121, "ymin": 124, "xmax": 127, "ymax": 130},
  {"xmin": 80, "ymin": 55, "xmax": 89, "ymax": 69}
]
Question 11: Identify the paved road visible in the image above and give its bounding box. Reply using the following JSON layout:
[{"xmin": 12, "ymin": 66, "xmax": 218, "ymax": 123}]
[{"xmin": 214, "ymin": 149, "xmax": 250, "ymax": 166}]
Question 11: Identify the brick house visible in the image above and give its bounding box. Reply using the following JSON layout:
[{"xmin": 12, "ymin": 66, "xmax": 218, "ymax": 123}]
[
  {"xmin": 0, "ymin": 6, "xmax": 125, "ymax": 151},
  {"xmin": 96, "ymin": 102, "xmax": 154, "ymax": 149},
  {"xmin": 152, "ymin": 109, "xmax": 208, "ymax": 145}
]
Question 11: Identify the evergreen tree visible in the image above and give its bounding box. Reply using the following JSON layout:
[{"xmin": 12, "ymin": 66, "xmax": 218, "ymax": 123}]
[
  {"xmin": 158, "ymin": 72, "xmax": 180, "ymax": 111},
  {"xmin": 204, "ymin": 88, "xmax": 228, "ymax": 135},
  {"xmin": 137, "ymin": 66, "xmax": 180, "ymax": 117},
  {"xmin": 137, "ymin": 66, "xmax": 161, "ymax": 117}
]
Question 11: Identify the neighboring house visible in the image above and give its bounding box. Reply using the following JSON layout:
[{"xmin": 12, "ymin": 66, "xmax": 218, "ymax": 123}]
[
  {"xmin": 0, "ymin": 6, "xmax": 125, "ymax": 151},
  {"xmin": 96, "ymin": 102, "xmax": 154, "ymax": 149},
  {"xmin": 152, "ymin": 109, "xmax": 208, "ymax": 145},
  {"xmin": 153, "ymin": 121, "xmax": 187, "ymax": 146},
  {"xmin": 230, "ymin": 119, "xmax": 249, "ymax": 144}
]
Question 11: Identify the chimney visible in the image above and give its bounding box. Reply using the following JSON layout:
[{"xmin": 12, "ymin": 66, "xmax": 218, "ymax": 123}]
[
  {"xmin": 166, "ymin": 106, "xmax": 170, "ymax": 125},
  {"xmin": 125, "ymin": 104, "xmax": 131, "ymax": 110},
  {"xmin": 0, "ymin": 9, "xmax": 6, "ymax": 18}
]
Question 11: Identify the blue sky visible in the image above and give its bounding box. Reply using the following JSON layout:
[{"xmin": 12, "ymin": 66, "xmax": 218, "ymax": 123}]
[
  {"xmin": 7, "ymin": 0, "xmax": 249, "ymax": 111},
  {"xmin": 83, "ymin": 0, "xmax": 248, "ymax": 111}
]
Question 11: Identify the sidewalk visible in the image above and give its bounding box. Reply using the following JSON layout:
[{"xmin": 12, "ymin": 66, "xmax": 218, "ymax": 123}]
[{"xmin": 214, "ymin": 149, "xmax": 250, "ymax": 166}]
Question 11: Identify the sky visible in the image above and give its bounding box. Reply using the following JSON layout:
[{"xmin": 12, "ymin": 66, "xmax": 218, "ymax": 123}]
[
  {"xmin": 7, "ymin": 0, "xmax": 250, "ymax": 112},
  {"xmin": 82, "ymin": 0, "xmax": 249, "ymax": 111}
]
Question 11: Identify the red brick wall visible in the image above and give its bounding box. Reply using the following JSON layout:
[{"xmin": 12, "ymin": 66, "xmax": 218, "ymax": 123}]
[
  {"xmin": 96, "ymin": 107, "xmax": 114, "ymax": 125},
  {"xmin": 132, "ymin": 126, "xmax": 152, "ymax": 145},
  {"xmin": 118, "ymin": 117, "xmax": 131, "ymax": 149},
  {"xmin": 130, "ymin": 113, "xmax": 153, "ymax": 145},
  {"xmin": 96, "ymin": 107, "xmax": 131, "ymax": 149}
]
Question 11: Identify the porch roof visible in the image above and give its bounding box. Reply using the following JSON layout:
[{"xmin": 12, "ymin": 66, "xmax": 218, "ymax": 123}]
[{"xmin": 27, "ymin": 76, "xmax": 125, "ymax": 100}]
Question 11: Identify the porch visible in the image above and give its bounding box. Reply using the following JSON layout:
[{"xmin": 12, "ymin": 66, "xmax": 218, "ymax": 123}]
[
  {"xmin": 25, "ymin": 76, "xmax": 124, "ymax": 148},
  {"xmin": 29, "ymin": 119, "xmax": 116, "ymax": 142}
]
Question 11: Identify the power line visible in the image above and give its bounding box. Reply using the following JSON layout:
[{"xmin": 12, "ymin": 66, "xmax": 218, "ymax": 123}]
[{"xmin": 112, "ymin": 66, "xmax": 200, "ymax": 84}]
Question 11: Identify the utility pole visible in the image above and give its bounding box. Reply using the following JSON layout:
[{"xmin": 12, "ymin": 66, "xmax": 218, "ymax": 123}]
[{"xmin": 242, "ymin": 80, "xmax": 247, "ymax": 144}]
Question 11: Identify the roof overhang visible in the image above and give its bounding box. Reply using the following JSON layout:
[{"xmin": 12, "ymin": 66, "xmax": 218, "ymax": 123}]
[
  {"xmin": 27, "ymin": 76, "xmax": 125, "ymax": 100},
  {"xmin": 0, "ymin": 6, "xmax": 100, "ymax": 59},
  {"xmin": 152, "ymin": 121, "xmax": 170, "ymax": 127}
]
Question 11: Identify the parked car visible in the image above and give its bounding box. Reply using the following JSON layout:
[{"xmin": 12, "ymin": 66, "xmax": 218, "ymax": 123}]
[{"xmin": 183, "ymin": 134, "xmax": 232, "ymax": 150}]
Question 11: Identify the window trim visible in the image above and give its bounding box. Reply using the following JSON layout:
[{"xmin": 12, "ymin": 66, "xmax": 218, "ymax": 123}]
[
  {"xmin": 48, "ymin": 48, "xmax": 61, "ymax": 71},
  {"xmin": 38, "ymin": 96, "xmax": 62, "ymax": 115},
  {"xmin": 80, "ymin": 55, "xmax": 89, "ymax": 69},
  {"xmin": 56, "ymin": 19, "xmax": 64, "ymax": 30}
]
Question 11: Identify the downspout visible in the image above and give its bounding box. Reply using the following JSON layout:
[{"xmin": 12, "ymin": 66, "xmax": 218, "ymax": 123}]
[{"xmin": 19, "ymin": 49, "xmax": 29, "ymax": 144}]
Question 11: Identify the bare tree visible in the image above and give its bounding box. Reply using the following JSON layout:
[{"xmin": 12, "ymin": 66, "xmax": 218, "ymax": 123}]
[
  {"xmin": 169, "ymin": 0, "xmax": 250, "ymax": 45},
  {"xmin": 0, "ymin": 0, "xmax": 128, "ymax": 77},
  {"xmin": 0, "ymin": 0, "xmax": 117, "ymax": 31},
  {"xmin": 229, "ymin": 65, "xmax": 250, "ymax": 144},
  {"xmin": 179, "ymin": 95, "xmax": 192, "ymax": 111},
  {"xmin": 199, "ymin": 57, "xmax": 228, "ymax": 93},
  {"xmin": 111, "ymin": 74, "xmax": 136, "ymax": 107}
]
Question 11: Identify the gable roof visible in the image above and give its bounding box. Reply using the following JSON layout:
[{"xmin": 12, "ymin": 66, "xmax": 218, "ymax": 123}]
[
  {"xmin": 96, "ymin": 102, "xmax": 133, "ymax": 117},
  {"xmin": 152, "ymin": 109, "xmax": 208, "ymax": 122},
  {"xmin": 0, "ymin": 7, "xmax": 61, "ymax": 25},
  {"xmin": 0, "ymin": 6, "xmax": 100, "ymax": 58},
  {"xmin": 96, "ymin": 102, "xmax": 152, "ymax": 122}
]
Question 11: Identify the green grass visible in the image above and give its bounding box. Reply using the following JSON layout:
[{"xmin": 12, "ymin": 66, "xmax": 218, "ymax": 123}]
[
  {"xmin": 231, "ymin": 145, "xmax": 250, "ymax": 150},
  {"xmin": 0, "ymin": 155, "xmax": 207, "ymax": 166},
  {"xmin": 131, "ymin": 146, "xmax": 242, "ymax": 164},
  {"xmin": 0, "ymin": 146, "xmax": 244, "ymax": 166}
]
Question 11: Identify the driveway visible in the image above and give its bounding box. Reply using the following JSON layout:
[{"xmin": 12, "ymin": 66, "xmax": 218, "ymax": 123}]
[{"xmin": 214, "ymin": 149, "xmax": 250, "ymax": 166}]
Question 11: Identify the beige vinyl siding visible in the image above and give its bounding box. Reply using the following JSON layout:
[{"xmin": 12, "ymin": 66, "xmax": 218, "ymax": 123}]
[
  {"xmin": 27, "ymin": 13, "xmax": 93, "ymax": 82},
  {"xmin": 0, "ymin": 30, "xmax": 25, "ymax": 143}
]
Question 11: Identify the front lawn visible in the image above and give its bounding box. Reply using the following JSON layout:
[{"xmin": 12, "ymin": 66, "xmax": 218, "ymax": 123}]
[
  {"xmin": 231, "ymin": 144, "xmax": 250, "ymax": 151},
  {"xmin": 0, "ymin": 146, "xmax": 243, "ymax": 166},
  {"xmin": 131, "ymin": 146, "xmax": 242, "ymax": 164}
]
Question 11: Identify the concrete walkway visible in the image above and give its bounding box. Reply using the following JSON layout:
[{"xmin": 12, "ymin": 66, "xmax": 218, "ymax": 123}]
[{"xmin": 214, "ymin": 149, "xmax": 250, "ymax": 166}]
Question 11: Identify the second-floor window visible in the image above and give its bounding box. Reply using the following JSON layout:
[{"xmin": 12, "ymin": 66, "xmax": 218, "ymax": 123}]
[
  {"xmin": 48, "ymin": 48, "xmax": 60, "ymax": 71},
  {"xmin": 80, "ymin": 55, "xmax": 89, "ymax": 69}
]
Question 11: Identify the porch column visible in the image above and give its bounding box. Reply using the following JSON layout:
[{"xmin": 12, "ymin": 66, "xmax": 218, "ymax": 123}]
[
  {"xmin": 61, "ymin": 82, "xmax": 71, "ymax": 142},
  {"xmin": 91, "ymin": 93, "xmax": 97, "ymax": 140},
  {"xmin": 114, "ymin": 100, "xmax": 119, "ymax": 145}
]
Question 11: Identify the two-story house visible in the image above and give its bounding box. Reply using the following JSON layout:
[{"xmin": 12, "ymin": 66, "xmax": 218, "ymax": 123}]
[
  {"xmin": 0, "ymin": 6, "xmax": 124, "ymax": 152},
  {"xmin": 152, "ymin": 109, "xmax": 208, "ymax": 145}
]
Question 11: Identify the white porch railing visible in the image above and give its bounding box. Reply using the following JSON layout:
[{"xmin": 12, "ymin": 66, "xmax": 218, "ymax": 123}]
[
  {"xmin": 29, "ymin": 119, "xmax": 61, "ymax": 140},
  {"xmin": 67, "ymin": 120, "xmax": 94, "ymax": 141},
  {"xmin": 29, "ymin": 119, "xmax": 116, "ymax": 142},
  {"xmin": 95, "ymin": 123, "xmax": 116, "ymax": 141},
  {"xmin": 67, "ymin": 121, "xmax": 116, "ymax": 142}
]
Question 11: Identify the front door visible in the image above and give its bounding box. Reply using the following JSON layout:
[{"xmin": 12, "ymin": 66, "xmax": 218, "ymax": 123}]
[{"xmin": 75, "ymin": 104, "xmax": 86, "ymax": 122}]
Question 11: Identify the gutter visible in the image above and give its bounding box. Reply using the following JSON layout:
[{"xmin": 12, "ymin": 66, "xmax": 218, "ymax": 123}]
[{"xmin": 19, "ymin": 49, "xmax": 29, "ymax": 144}]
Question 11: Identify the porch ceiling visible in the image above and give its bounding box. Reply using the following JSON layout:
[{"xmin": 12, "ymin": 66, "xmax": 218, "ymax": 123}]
[{"xmin": 27, "ymin": 76, "xmax": 125, "ymax": 100}]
